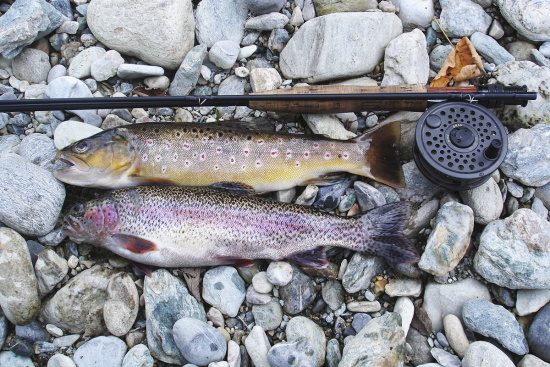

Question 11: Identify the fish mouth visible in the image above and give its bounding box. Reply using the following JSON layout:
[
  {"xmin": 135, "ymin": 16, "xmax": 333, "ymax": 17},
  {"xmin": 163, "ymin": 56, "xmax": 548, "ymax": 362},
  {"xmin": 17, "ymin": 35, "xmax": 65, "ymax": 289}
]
[
  {"xmin": 55, "ymin": 152, "xmax": 92, "ymax": 173},
  {"xmin": 53, "ymin": 152, "xmax": 100, "ymax": 186},
  {"xmin": 62, "ymin": 215, "xmax": 86, "ymax": 241}
]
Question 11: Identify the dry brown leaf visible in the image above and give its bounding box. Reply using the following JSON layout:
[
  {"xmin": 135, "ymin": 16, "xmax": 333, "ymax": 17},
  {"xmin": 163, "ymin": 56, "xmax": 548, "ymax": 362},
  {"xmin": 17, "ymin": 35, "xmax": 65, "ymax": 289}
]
[{"xmin": 430, "ymin": 37, "xmax": 485, "ymax": 88}]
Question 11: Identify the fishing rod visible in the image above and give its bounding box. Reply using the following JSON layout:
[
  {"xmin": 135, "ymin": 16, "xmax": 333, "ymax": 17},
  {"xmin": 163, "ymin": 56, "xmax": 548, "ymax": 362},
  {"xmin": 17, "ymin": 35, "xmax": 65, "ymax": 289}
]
[{"xmin": 0, "ymin": 84, "xmax": 536, "ymax": 113}]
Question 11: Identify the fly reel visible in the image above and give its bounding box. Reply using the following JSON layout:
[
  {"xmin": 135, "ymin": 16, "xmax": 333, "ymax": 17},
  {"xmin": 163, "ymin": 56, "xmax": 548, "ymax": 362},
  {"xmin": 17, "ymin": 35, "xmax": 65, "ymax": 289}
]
[{"xmin": 413, "ymin": 102, "xmax": 508, "ymax": 191}]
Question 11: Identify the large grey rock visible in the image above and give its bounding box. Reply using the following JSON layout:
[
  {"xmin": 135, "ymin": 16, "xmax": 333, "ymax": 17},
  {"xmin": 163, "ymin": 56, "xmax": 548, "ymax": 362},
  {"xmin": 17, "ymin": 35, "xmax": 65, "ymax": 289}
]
[
  {"xmin": 34, "ymin": 248, "xmax": 68, "ymax": 297},
  {"xmin": 463, "ymin": 300, "xmax": 529, "ymax": 355},
  {"xmin": 202, "ymin": 266, "xmax": 245, "ymax": 317},
  {"xmin": 11, "ymin": 48, "xmax": 51, "ymax": 84},
  {"xmin": 18, "ymin": 133, "xmax": 57, "ymax": 172},
  {"xmin": 286, "ymin": 316, "xmax": 326, "ymax": 367},
  {"xmin": 90, "ymin": 50, "xmax": 125, "ymax": 81},
  {"xmin": 73, "ymin": 336, "xmax": 127, "ymax": 367},
  {"xmin": 280, "ymin": 12, "xmax": 402, "ymax": 83},
  {"xmin": 40, "ymin": 265, "xmax": 117, "ymax": 335},
  {"xmin": 87, "ymin": 0, "xmax": 195, "ymax": 69},
  {"xmin": 474, "ymin": 209, "xmax": 550, "ymax": 289},
  {"xmin": 470, "ymin": 32, "xmax": 515, "ymax": 65},
  {"xmin": 45, "ymin": 76, "xmax": 97, "ymax": 121},
  {"xmin": 430, "ymin": 45, "xmax": 454, "ymax": 71},
  {"xmin": 495, "ymin": 0, "xmax": 550, "ymax": 42},
  {"xmin": 389, "ymin": 0, "xmax": 434, "ymax": 27},
  {"xmin": 103, "ymin": 272, "xmax": 139, "ymax": 337},
  {"xmin": 423, "ymin": 278, "xmax": 491, "ymax": 332},
  {"xmin": 492, "ymin": 61, "xmax": 550, "ymax": 129},
  {"xmin": 0, "ymin": 351, "xmax": 34, "ymax": 367},
  {"xmin": 438, "ymin": 0, "xmax": 492, "ymax": 37},
  {"xmin": 500, "ymin": 123, "xmax": 550, "ymax": 187},
  {"xmin": 419, "ymin": 202, "xmax": 474, "ymax": 276},
  {"xmin": 462, "ymin": 341, "xmax": 515, "ymax": 367},
  {"xmin": 173, "ymin": 317, "xmax": 227, "ymax": 366},
  {"xmin": 209, "ymin": 40, "xmax": 240, "ymax": 69},
  {"xmin": 460, "ymin": 178, "xmax": 503, "ymax": 225},
  {"xmin": 68, "ymin": 47, "xmax": 106, "ymax": 79},
  {"xmin": 382, "ymin": 29, "xmax": 430, "ymax": 86},
  {"xmin": 0, "ymin": 228, "xmax": 40, "ymax": 325},
  {"xmin": 168, "ymin": 44, "xmax": 208, "ymax": 96},
  {"xmin": 195, "ymin": 0, "xmax": 248, "ymax": 48},
  {"xmin": 145, "ymin": 269, "xmax": 206, "ymax": 365},
  {"xmin": 340, "ymin": 312, "xmax": 406, "ymax": 367},
  {"xmin": 0, "ymin": 153, "xmax": 65, "ymax": 236},
  {"xmin": 0, "ymin": 0, "xmax": 63, "ymax": 59}
]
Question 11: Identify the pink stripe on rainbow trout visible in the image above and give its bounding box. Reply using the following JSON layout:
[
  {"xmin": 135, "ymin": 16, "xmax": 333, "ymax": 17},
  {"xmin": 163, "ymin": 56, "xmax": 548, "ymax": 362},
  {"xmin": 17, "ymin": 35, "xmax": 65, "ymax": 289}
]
[
  {"xmin": 53, "ymin": 121, "xmax": 404, "ymax": 192},
  {"xmin": 62, "ymin": 186, "xmax": 419, "ymax": 267}
]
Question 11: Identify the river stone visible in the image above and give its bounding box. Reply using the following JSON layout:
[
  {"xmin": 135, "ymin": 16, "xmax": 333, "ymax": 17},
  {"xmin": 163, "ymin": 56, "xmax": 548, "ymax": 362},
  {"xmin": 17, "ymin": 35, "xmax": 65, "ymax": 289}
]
[
  {"xmin": 516, "ymin": 290, "xmax": 550, "ymax": 317},
  {"xmin": 423, "ymin": 278, "xmax": 491, "ymax": 332},
  {"xmin": 11, "ymin": 48, "xmax": 51, "ymax": 84},
  {"xmin": 209, "ymin": 40, "xmax": 240, "ymax": 70},
  {"xmin": 87, "ymin": 0, "xmax": 194, "ymax": 69},
  {"xmin": 382, "ymin": 29, "xmax": 429, "ymax": 86},
  {"xmin": 285, "ymin": 316, "xmax": 326, "ymax": 367},
  {"xmin": 463, "ymin": 299, "xmax": 529, "ymax": 355},
  {"xmin": 528, "ymin": 303, "xmax": 550, "ymax": 363},
  {"xmin": 280, "ymin": 12, "xmax": 402, "ymax": 83},
  {"xmin": 195, "ymin": 0, "xmax": 248, "ymax": 48},
  {"xmin": 68, "ymin": 47, "xmax": 106, "ymax": 79},
  {"xmin": 322, "ymin": 280, "xmax": 345, "ymax": 311},
  {"xmin": 389, "ymin": 0, "xmax": 434, "ymax": 27},
  {"xmin": 385, "ymin": 278, "xmax": 422, "ymax": 298},
  {"xmin": 438, "ymin": 0, "xmax": 492, "ymax": 37},
  {"xmin": 173, "ymin": 317, "xmax": 227, "ymax": 366},
  {"xmin": 267, "ymin": 337, "xmax": 316, "ymax": 367},
  {"xmin": 48, "ymin": 354, "xmax": 77, "ymax": 367},
  {"xmin": 168, "ymin": 44, "xmax": 208, "ymax": 96},
  {"xmin": 460, "ymin": 178, "xmax": 503, "ymax": 225},
  {"xmin": 245, "ymin": 13, "xmax": 289, "ymax": 31},
  {"xmin": 53, "ymin": 121, "xmax": 103, "ymax": 150},
  {"xmin": 103, "ymin": 272, "xmax": 139, "ymax": 337},
  {"xmin": 443, "ymin": 314, "xmax": 469, "ymax": 358},
  {"xmin": 245, "ymin": 325, "xmax": 271, "ymax": 367},
  {"xmin": 474, "ymin": 209, "xmax": 550, "ymax": 289},
  {"xmin": 0, "ymin": 153, "xmax": 65, "ymax": 236},
  {"xmin": 117, "ymin": 64, "xmax": 164, "ymax": 79},
  {"xmin": 0, "ymin": 228, "xmax": 40, "ymax": 325},
  {"xmin": 342, "ymin": 253, "xmax": 384, "ymax": 293},
  {"xmin": 90, "ymin": 50, "xmax": 125, "ymax": 82},
  {"xmin": 340, "ymin": 312, "xmax": 405, "ymax": 367},
  {"xmin": 145, "ymin": 269, "xmax": 206, "ymax": 365},
  {"xmin": 247, "ymin": 0, "xmax": 284, "ymax": 14},
  {"xmin": 252, "ymin": 299, "xmax": 283, "ymax": 331},
  {"xmin": 419, "ymin": 202, "xmax": 474, "ymax": 276},
  {"xmin": 492, "ymin": 61, "xmax": 550, "ymax": 129},
  {"xmin": 45, "ymin": 76, "xmax": 97, "ymax": 121},
  {"xmin": 0, "ymin": 0, "xmax": 63, "ymax": 59},
  {"xmin": 73, "ymin": 336, "xmax": 127, "ymax": 367},
  {"xmin": 395, "ymin": 161, "xmax": 444, "ymax": 202},
  {"xmin": 121, "ymin": 344, "xmax": 154, "ymax": 367},
  {"xmin": 279, "ymin": 267, "xmax": 316, "ymax": 315},
  {"xmin": 19, "ymin": 133, "xmax": 57, "ymax": 171},
  {"xmin": 495, "ymin": 0, "xmax": 550, "ymax": 42},
  {"xmin": 302, "ymin": 114, "xmax": 356, "ymax": 141},
  {"xmin": 39, "ymin": 265, "xmax": 116, "ymax": 335},
  {"xmin": 517, "ymin": 354, "xmax": 550, "ymax": 367},
  {"xmin": 202, "ymin": 266, "xmax": 245, "ymax": 317},
  {"xmin": 462, "ymin": 341, "xmax": 515, "ymax": 367},
  {"xmin": 470, "ymin": 32, "xmax": 515, "ymax": 65},
  {"xmin": 500, "ymin": 123, "xmax": 550, "ymax": 187},
  {"xmin": 0, "ymin": 351, "xmax": 34, "ymax": 367},
  {"xmin": 35, "ymin": 249, "xmax": 69, "ymax": 297}
]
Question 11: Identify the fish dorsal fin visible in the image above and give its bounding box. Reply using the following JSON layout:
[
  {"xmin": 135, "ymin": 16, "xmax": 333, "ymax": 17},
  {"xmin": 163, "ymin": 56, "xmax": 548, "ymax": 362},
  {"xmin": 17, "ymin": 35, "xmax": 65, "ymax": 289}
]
[
  {"xmin": 210, "ymin": 182, "xmax": 256, "ymax": 195},
  {"xmin": 111, "ymin": 234, "xmax": 159, "ymax": 254},
  {"xmin": 286, "ymin": 246, "xmax": 328, "ymax": 268}
]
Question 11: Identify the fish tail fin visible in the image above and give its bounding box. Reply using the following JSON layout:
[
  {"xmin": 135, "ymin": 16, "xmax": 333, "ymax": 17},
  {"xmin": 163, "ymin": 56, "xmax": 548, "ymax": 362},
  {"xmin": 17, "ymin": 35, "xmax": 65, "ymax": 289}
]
[
  {"xmin": 352, "ymin": 121, "xmax": 405, "ymax": 188},
  {"xmin": 356, "ymin": 202, "xmax": 419, "ymax": 263}
]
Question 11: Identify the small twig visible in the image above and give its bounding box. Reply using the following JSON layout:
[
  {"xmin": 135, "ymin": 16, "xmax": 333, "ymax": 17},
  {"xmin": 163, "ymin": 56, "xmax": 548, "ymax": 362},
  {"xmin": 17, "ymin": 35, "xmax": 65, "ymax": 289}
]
[{"xmin": 432, "ymin": 17, "xmax": 456, "ymax": 51}]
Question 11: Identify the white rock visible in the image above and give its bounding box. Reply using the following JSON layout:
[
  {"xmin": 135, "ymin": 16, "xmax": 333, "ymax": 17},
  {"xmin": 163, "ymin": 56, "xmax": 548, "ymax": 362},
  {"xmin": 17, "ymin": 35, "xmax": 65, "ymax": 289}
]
[
  {"xmin": 90, "ymin": 50, "xmax": 124, "ymax": 81},
  {"xmin": 290, "ymin": 6, "xmax": 304, "ymax": 26},
  {"xmin": 460, "ymin": 178, "xmax": 503, "ymax": 225},
  {"xmin": 103, "ymin": 272, "xmax": 139, "ymax": 337},
  {"xmin": 286, "ymin": 316, "xmax": 326, "ymax": 367},
  {"xmin": 207, "ymin": 307, "xmax": 225, "ymax": 327},
  {"xmin": 46, "ymin": 324, "xmax": 64, "ymax": 338},
  {"xmin": 462, "ymin": 341, "xmax": 515, "ymax": 367},
  {"xmin": 244, "ymin": 326, "xmax": 271, "ymax": 367},
  {"xmin": 517, "ymin": 354, "xmax": 550, "ymax": 367},
  {"xmin": 381, "ymin": 29, "xmax": 430, "ymax": 86},
  {"xmin": 266, "ymin": 261, "xmax": 293, "ymax": 286},
  {"xmin": 11, "ymin": 48, "xmax": 51, "ymax": 84},
  {"xmin": 496, "ymin": 0, "xmax": 550, "ymax": 42},
  {"xmin": 250, "ymin": 68, "xmax": 282, "ymax": 92},
  {"xmin": 439, "ymin": 0, "xmax": 492, "ymax": 37},
  {"xmin": 57, "ymin": 20, "xmax": 79, "ymax": 34},
  {"xmin": 235, "ymin": 67, "xmax": 250, "ymax": 78},
  {"xmin": 53, "ymin": 121, "xmax": 103, "ymax": 150},
  {"xmin": 280, "ymin": 12, "xmax": 402, "ymax": 83},
  {"xmin": 209, "ymin": 40, "xmax": 240, "ymax": 70},
  {"xmin": 443, "ymin": 314, "xmax": 470, "ymax": 358},
  {"xmin": 245, "ymin": 13, "xmax": 289, "ymax": 31},
  {"xmin": 117, "ymin": 64, "xmax": 164, "ymax": 79},
  {"xmin": 302, "ymin": 114, "xmax": 356, "ymax": 140},
  {"xmin": 238, "ymin": 45, "xmax": 257, "ymax": 60},
  {"xmin": 385, "ymin": 278, "xmax": 422, "ymax": 297},
  {"xmin": 144, "ymin": 76, "xmax": 170, "ymax": 90},
  {"xmin": 516, "ymin": 289, "xmax": 550, "ymax": 316},
  {"xmin": 227, "ymin": 340, "xmax": 241, "ymax": 367},
  {"xmin": 45, "ymin": 76, "xmax": 97, "ymax": 121},
  {"xmin": 87, "ymin": 0, "xmax": 195, "ymax": 69},
  {"xmin": 252, "ymin": 272, "xmax": 273, "ymax": 294},
  {"xmin": 47, "ymin": 354, "xmax": 76, "ymax": 367},
  {"xmin": 394, "ymin": 297, "xmax": 414, "ymax": 336},
  {"xmin": 68, "ymin": 47, "xmax": 106, "ymax": 79},
  {"xmin": 24, "ymin": 84, "xmax": 47, "ymax": 99},
  {"xmin": 389, "ymin": 0, "xmax": 434, "ymax": 27},
  {"xmin": 195, "ymin": 0, "xmax": 248, "ymax": 48},
  {"xmin": 541, "ymin": 42, "xmax": 550, "ymax": 58},
  {"xmin": 346, "ymin": 301, "xmax": 381, "ymax": 313}
]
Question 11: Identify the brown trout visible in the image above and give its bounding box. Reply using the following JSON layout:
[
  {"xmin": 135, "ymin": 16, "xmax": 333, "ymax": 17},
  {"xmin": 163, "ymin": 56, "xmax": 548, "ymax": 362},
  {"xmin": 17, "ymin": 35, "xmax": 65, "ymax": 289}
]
[{"xmin": 53, "ymin": 121, "xmax": 404, "ymax": 192}]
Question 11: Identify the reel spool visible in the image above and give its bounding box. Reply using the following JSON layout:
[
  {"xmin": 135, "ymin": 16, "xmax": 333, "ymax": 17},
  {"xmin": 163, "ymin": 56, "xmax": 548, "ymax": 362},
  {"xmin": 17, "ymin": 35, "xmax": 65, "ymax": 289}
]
[{"xmin": 413, "ymin": 102, "xmax": 508, "ymax": 191}]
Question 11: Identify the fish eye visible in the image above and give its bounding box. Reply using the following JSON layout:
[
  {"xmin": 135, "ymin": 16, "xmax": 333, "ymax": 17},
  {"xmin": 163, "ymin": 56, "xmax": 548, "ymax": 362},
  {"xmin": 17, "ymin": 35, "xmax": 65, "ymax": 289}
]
[
  {"xmin": 73, "ymin": 140, "xmax": 89, "ymax": 153},
  {"xmin": 71, "ymin": 204, "xmax": 85, "ymax": 215}
]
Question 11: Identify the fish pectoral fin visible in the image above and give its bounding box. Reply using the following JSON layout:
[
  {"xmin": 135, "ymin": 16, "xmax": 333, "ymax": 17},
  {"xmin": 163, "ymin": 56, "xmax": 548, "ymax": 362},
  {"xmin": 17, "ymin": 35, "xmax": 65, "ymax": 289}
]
[
  {"xmin": 300, "ymin": 172, "xmax": 347, "ymax": 187},
  {"xmin": 286, "ymin": 246, "xmax": 328, "ymax": 268},
  {"xmin": 128, "ymin": 175, "xmax": 177, "ymax": 186},
  {"xmin": 111, "ymin": 234, "xmax": 159, "ymax": 254},
  {"xmin": 214, "ymin": 256, "xmax": 255, "ymax": 267},
  {"xmin": 129, "ymin": 260, "xmax": 155, "ymax": 277},
  {"xmin": 210, "ymin": 182, "xmax": 256, "ymax": 196}
]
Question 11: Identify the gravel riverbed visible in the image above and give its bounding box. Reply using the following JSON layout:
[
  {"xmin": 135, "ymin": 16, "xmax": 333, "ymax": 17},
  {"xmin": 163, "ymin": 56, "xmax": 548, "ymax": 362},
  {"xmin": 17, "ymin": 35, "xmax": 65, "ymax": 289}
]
[{"xmin": 0, "ymin": 0, "xmax": 550, "ymax": 366}]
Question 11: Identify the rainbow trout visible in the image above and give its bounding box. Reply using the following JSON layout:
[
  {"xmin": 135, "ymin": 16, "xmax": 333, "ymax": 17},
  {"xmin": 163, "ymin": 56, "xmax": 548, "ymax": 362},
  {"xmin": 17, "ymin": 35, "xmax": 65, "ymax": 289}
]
[
  {"xmin": 62, "ymin": 186, "xmax": 419, "ymax": 267},
  {"xmin": 53, "ymin": 121, "xmax": 404, "ymax": 192}
]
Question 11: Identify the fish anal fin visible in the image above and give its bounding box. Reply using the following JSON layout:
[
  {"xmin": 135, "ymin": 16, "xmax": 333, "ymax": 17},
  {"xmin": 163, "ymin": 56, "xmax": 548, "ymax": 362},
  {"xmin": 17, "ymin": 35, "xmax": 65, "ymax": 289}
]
[
  {"xmin": 210, "ymin": 182, "xmax": 256, "ymax": 195},
  {"xmin": 129, "ymin": 260, "xmax": 154, "ymax": 277},
  {"xmin": 355, "ymin": 121, "xmax": 405, "ymax": 188},
  {"xmin": 286, "ymin": 246, "xmax": 328, "ymax": 268},
  {"xmin": 215, "ymin": 256, "xmax": 255, "ymax": 267},
  {"xmin": 112, "ymin": 234, "xmax": 159, "ymax": 254}
]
